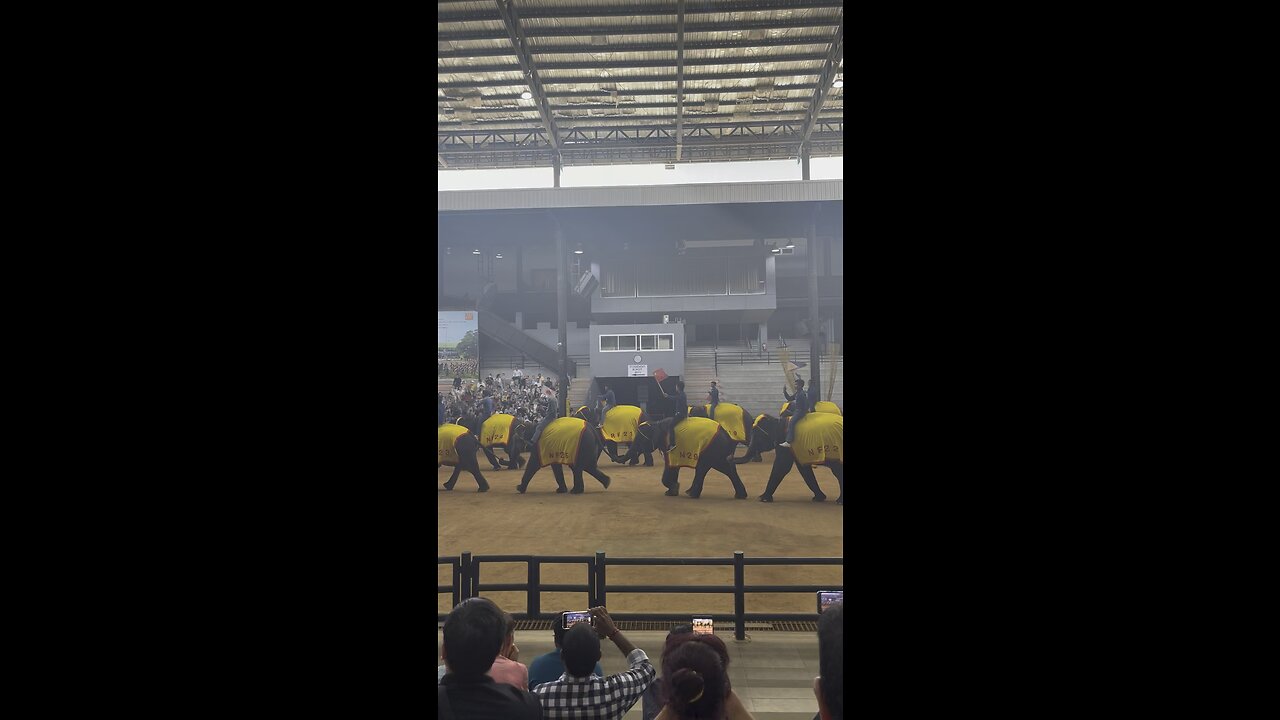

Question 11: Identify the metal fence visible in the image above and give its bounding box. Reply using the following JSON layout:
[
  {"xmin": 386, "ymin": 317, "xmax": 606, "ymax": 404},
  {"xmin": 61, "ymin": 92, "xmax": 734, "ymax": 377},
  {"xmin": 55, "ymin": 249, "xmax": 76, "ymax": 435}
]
[{"xmin": 437, "ymin": 551, "xmax": 843, "ymax": 640}]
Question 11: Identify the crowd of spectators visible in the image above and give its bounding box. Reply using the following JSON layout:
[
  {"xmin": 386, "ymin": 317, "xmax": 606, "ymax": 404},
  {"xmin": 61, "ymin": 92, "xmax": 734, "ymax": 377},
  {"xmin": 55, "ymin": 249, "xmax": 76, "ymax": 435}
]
[
  {"xmin": 442, "ymin": 371, "xmax": 564, "ymax": 424},
  {"xmin": 437, "ymin": 596, "xmax": 844, "ymax": 720}
]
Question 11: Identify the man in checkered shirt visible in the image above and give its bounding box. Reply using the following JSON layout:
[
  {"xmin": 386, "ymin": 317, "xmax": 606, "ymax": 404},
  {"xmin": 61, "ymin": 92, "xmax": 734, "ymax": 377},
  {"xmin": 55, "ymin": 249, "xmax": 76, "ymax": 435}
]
[{"xmin": 533, "ymin": 605, "xmax": 655, "ymax": 720}]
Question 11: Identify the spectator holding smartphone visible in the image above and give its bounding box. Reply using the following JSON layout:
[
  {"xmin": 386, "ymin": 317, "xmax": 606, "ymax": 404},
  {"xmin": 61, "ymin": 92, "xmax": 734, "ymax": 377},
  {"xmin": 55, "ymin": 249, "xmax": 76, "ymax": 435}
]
[
  {"xmin": 533, "ymin": 606, "xmax": 655, "ymax": 719},
  {"xmin": 528, "ymin": 611, "xmax": 606, "ymax": 690}
]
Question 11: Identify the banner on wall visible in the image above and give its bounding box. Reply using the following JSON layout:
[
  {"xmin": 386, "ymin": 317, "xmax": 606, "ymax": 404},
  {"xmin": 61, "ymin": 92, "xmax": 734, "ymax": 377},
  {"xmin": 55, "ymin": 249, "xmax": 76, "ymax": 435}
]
[{"xmin": 438, "ymin": 311, "xmax": 480, "ymax": 380}]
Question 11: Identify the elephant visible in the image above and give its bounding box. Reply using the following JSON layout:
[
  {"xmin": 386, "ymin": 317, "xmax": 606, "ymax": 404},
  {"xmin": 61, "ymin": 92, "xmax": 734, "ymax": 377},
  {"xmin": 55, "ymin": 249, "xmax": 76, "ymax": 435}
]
[
  {"xmin": 689, "ymin": 402, "xmax": 760, "ymax": 462},
  {"xmin": 516, "ymin": 416, "xmax": 613, "ymax": 495},
  {"xmin": 738, "ymin": 414, "xmax": 843, "ymax": 505},
  {"xmin": 439, "ymin": 422, "xmax": 490, "ymax": 492},
  {"xmin": 632, "ymin": 416, "xmax": 749, "ymax": 499},
  {"xmin": 477, "ymin": 413, "xmax": 534, "ymax": 471},
  {"xmin": 574, "ymin": 404, "xmax": 656, "ymax": 466}
]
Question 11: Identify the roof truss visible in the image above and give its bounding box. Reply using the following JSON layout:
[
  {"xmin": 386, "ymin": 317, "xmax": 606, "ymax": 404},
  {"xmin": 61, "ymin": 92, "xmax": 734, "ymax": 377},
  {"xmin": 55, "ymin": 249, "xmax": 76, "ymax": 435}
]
[{"xmin": 493, "ymin": 0, "xmax": 561, "ymax": 160}]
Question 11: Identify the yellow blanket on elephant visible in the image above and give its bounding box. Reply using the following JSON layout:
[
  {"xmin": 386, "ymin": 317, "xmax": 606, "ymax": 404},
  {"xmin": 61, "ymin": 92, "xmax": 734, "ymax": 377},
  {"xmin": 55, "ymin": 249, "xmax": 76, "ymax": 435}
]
[
  {"xmin": 601, "ymin": 405, "xmax": 643, "ymax": 443},
  {"xmin": 480, "ymin": 413, "xmax": 515, "ymax": 448},
  {"xmin": 781, "ymin": 400, "xmax": 842, "ymax": 416},
  {"xmin": 792, "ymin": 412, "xmax": 844, "ymax": 466},
  {"xmin": 702, "ymin": 402, "xmax": 747, "ymax": 442},
  {"xmin": 666, "ymin": 417, "xmax": 722, "ymax": 470},
  {"xmin": 538, "ymin": 417, "xmax": 588, "ymax": 467},
  {"xmin": 438, "ymin": 423, "xmax": 469, "ymax": 466}
]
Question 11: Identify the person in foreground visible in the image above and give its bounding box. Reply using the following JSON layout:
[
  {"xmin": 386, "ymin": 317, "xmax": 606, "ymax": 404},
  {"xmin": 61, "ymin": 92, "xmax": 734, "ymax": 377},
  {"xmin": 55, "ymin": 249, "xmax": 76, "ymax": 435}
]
[
  {"xmin": 533, "ymin": 606, "xmax": 655, "ymax": 719},
  {"xmin": 438, "ymin": 597, "xmax": 542, "ymax": 719},
  {"xmin": 814, "ymin": 600, "xmax": 843, "ymax": 720},
  {"xmin": 529, "ymin": 611, "xmax": 606, "ymax": 690},
  {"xmin": 642, "ymin": 624, "xmax": 693, "ymax": 720},
  {"xmin": 488, "ymin": 609, "xmax": 530, "ymax": 689},
  {"xmin": 652, "ymin": 637, "xmax": 755, "ymax": 720}
]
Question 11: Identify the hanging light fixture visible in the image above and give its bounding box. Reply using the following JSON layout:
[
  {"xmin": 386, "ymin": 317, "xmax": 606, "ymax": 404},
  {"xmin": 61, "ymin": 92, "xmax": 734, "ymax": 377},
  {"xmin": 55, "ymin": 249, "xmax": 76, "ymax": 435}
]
[
  {"xmin": 495, "ymin": 253, "xmax": 503, "ymax": 259},
  {"xmin": 521, "ymin": 90, "xmax": 533, "ymax": 99},
  {"xmin": 472, "ymin": 248, "xmax": 481, "ymax": 255},
  {"xmin": 573, "ymin": 243, "xmax": 584, "ymax": 254}
]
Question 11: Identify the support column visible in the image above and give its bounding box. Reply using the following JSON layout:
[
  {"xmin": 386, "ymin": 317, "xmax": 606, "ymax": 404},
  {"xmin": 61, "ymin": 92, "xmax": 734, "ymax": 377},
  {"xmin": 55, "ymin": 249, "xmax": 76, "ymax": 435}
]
[
  {"xmin": 554, "ymin": 214, "xmax": 569, "ymax": 416},
  {"xmin": 808, "ymin": 204, "xmax": 821, "ymax": 401},
  {"xmin": 553, "ymin": 156, "xmax": 562, "ymax": 188},
  {"xmin": 801, "ymin": 146, "xmax": 811, "ymax": 180}
]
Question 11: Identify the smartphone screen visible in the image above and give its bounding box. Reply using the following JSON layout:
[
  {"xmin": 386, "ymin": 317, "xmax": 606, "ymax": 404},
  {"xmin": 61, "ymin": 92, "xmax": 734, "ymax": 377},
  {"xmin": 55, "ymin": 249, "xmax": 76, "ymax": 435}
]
[
  {"xmin": 564, "ymin": 610, "xmax": 593, "ymax": 629},
  {"xmin": 692, "ymin": 617, "xmax": 713, "ymax": 635},
  {"xmin": 817, "ymin": 590, "xmax": 843, "ymax": 614}
]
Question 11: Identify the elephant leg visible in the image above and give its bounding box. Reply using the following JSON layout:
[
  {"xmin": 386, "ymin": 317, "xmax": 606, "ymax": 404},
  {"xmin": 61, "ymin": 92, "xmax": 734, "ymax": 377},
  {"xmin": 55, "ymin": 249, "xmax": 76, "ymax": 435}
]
[
  {"xmin": 830, "ymin": 462, "xmax": 844, "ymax": 505},
  {"xmin": 516, "ymin": 452, "xmax": 541, "ymax": 493},
  {"xmin": 643, "ymin": 451, "xmax": 653, "ymax": 466},
  {"xmin": 759, "ymin": 450, "xmax": 795, "ymax": 502},
  {"xmin": 569, "ymin": 466, "xmax": 586, "ymax": 494},
  {"xmin": 481, "ymin": 446, "xmax": 502, "ymax": 471},
  {"xmin": 507, "ymin": 444, "xmax": 524, "ymax": 470},
  {"xmin": 662, "ymin": 468, "xmax": 680, "ymax": 496},
  {"xmin": 583, "ymin": 456, "xmax": 611, "ymax": 489},
  {"xmin": 714, "ymin": 458, "xmax": 749, "ymax": 499},
  {"xmin": 468, "ymin": 459, "xmax": 490, "ymax": 492},
  {"xmin": 602, "ymin": 440, "xmax": 620, "ymax": 463},
  {"xmin": 551, "ymin": 464, "xmax": 569, "ymax": 493},
  {"xmin": 797, "ymin": 463, "xmax": 825, "ymax": 501},
  {"xmin": 444, "ymin": 465, "xmax": 461, "ymax": 490},
  {"xmin": 686, "ymin": 463, "xmax": 708, "ymax": 498}
]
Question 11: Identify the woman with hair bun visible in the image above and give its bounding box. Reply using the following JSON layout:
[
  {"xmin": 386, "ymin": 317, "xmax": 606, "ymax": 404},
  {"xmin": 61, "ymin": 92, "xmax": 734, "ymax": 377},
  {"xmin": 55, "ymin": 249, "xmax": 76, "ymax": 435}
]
[{"xmin": 655, "ymin": 636, "xmax": 755, "ymax": 720}]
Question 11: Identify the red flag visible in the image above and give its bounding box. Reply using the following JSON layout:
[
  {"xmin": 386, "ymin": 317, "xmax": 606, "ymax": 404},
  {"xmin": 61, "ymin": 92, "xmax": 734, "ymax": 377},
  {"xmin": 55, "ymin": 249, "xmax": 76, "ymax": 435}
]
[{"xmin": 654, "ymin": 368, "xmax": 668, "ymax": 382}]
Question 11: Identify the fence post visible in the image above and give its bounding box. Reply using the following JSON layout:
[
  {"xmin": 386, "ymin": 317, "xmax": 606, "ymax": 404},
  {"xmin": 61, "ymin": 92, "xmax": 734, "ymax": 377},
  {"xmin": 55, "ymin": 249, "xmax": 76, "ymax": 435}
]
[
  {"xmin": 596, "ymin": 550, "xmax": 607, "ymax": 608},
  {"xmin": 452, "ymin": 558, "xmax": 461, "ymax": 609},
  {"xmin": 461, "ymin": 551, "xmax": 472, "ymax": 600},
  {"xmin": 733, "ymin": 551, "xmax": 745, "ymax": 641},
  {"xmin": 529, "ymin": 559, "xmax": 541, "ymax": 619}
]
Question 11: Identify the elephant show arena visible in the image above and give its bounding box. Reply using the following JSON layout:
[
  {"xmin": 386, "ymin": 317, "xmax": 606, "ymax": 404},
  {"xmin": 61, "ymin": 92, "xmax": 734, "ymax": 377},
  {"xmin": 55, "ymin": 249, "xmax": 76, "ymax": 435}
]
[{"xmin": 437, "ymin": 457, "xmax": 844, "ymax": 618}]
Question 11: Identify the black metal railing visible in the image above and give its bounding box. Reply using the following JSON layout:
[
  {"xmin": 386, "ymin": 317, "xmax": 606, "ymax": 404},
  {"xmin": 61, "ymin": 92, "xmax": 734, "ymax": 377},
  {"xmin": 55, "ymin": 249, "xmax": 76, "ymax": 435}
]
[{"xmin": 438, "ymin": 550, "xmax": 843, "ymax": 640}]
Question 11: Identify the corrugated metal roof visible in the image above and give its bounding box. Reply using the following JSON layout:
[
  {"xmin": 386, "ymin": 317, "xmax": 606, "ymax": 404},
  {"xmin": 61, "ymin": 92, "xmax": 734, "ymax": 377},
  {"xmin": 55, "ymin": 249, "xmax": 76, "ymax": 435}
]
[
  {"xmin": 438, "ymin": 1, "xmax": 844, "ymax": 169},
  {"xmin": 438, "ymin": 179, "xmax": 843, "ymax": 211}
]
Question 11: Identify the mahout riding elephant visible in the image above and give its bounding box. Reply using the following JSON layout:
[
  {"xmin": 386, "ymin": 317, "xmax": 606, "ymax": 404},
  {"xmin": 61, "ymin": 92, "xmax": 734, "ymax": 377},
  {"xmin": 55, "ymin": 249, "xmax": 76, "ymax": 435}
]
[
  {"xmin": 781, "ymin": 400, "xmax": 842, "ymax": 417},
  {"xmin": 477, "ymin": 413, "xmax": 534, "ymax": 470},
  {"xmin": 738, "ymin": 413, "xmax": 843, "ymax": 505},
  {"xmin": 689, "ymin": 402, "xmax": 759, "ymax": 462},
  {"xmin": 516, "ymin": 416, "xmax": 613, "ymax": 494},
  {"xmin": 575, "ymin": 404, "xmax": 656, "ymax": 466},
  {"xmin": 631, "ymin": 416, "xmax": 748, "ymax": 499},
  {"xmin": 439, "ymin": 422, "xmax": 490, "ymax": 492}
]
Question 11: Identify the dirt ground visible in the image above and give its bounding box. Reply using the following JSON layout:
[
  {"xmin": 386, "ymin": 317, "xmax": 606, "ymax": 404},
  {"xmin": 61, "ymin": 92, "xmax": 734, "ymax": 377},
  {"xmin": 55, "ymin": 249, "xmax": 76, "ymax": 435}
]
[{"xmin": 438, "ymin": 452, "xmax": 844, "ymax": 617}]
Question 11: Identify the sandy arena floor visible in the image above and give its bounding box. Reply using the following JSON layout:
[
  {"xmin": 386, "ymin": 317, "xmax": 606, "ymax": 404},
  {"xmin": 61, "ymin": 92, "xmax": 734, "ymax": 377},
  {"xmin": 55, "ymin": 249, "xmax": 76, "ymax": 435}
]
[{"xmin": 438, "ymin": 452, "xmax": 844, "ymax": 617}]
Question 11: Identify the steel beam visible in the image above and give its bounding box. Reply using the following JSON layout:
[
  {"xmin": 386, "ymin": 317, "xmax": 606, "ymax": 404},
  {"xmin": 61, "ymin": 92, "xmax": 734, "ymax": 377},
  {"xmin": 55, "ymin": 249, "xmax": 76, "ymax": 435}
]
[
  {"xmin": 437, "ymin": 35, "xmax": 842, "ymax": 58},
  {"xmin": 438, "ymin": 141, "xmax": 844, "ymax": 169},
  {"xmin": 493, "ymin": 0, "xmax": 561, "ymax": 162},
  {"xmin": 675, "ymin": 0, "xmax": 687, "ymax": 162},
  {"xmin": 798, "ymin": 16, "xmax": 844, "ymax": 150},
  {"xmin": 440, "ymin": 67, "xmax": 824, "ymax": 89},
  {"xmin": 438, "ymin": 17, "xmax": 841, "ymax": 41},
  {"xmin": 441, "ymin": 99, "xmax": 832, "ymax": 112},
  {"xmin": 450, "ymin": 84, "xmax": 822, "ymax": 100},
  {"xmin": 438, "ymin": 120, "xmax": 843, "ymax": 142},
  {"xmin": 439, "ymin": 1, "xmax": 844, "ymax": 22},
  {"xmin": 440, "ymin": 52, "xmax": 830, "ymax": 74}
]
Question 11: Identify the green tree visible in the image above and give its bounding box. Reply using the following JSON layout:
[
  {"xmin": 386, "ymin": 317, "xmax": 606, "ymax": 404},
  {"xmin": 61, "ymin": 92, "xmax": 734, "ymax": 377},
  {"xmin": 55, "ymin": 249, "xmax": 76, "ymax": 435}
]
[{"xmin": 456, "ymin": 330, "xmax": 479, "ymax": 359}]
